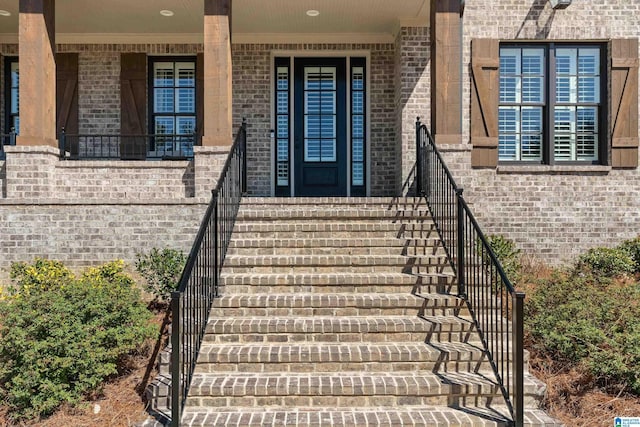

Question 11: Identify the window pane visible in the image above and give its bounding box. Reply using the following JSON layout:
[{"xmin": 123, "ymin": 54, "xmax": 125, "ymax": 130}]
[
  {"xmin": 576, "ymin": 107, "xmax": 598, "ymax": 160},
  {"xmin": 352, "ymin": 67, "xmax": 364, "ymax": 90},
  {"xmin": 277, "ymin": 67, "xmax": 289, "ymax": 91},
  {"xmin": 556, "ymin": 48, "xmax": 578, "ymax": 103},
  {"xmin": 176, "ymin": 88, "xmax": 195, "ymax": 113},
  {"xmin": 11, "ymin": 88, "xmax": 19, "ymax": 114},
  {"xmin": 305, "ymin": 116, "xmax": 321, "ymax": 139},
  {"xmin": 500, "ymin": 49, "xmax": 520, "ymax": 75},
  {"xmin": 321, "ymin": 116, "xmax": 336, "ymax": 139},
  {"xmin": 277, "ymin": 92, "xmax": 288, "ymax": 114},
  {"xmin": 176, "ymin": 117, "xmax": 195, "ymax": 135},
  {"xmin": 321, "ymin": 139, "xmax": 336, "ymax": 161},
  {"xmin": 277, "ymin": 116, "xmax": 288, "ymax": 138},
  {"xmin": 352, "ymin": 115, "xmax": 364, "ymax": 138},
  {"xmin": 175, "ymin": 63, "xmax": 195, "ymax": 87},
  {"xmin": 521, "ymin": 107, "xmax": 543, "ymax": 160},
  {"xmin": 305, "ymin": 139, "xmax": 321, "ymax": 161},
  {"xmin": 11, "ymin": 62, "xmax": 19, "ymax": 87},
  {"xmin": 305, "ymin": 92, "xmax": 321, "ymax": 114},
  {"xmin": 154, "ymin": 88, "xmax": 174, "ymax": 113},
  {"xmin": 522, "ymin": 77, "xmax": 543, "ymax": 103},
  {"xmin": 155, "ymin": 117, "xmax": 175, "ymax": 134},
  {"xmin": 353, "ymin": 91, "xmax": 364, "ymax": 114},
  {"xmin": 353, "ymin": 139, "xmax": 364, "ymax": 162},
  {"xmin": 554, "ymin": 107, "xmax": 575, "ymax": 161},
  {"xmin": 352, "ymin": 163, "xmax": 364, "ymax": 186},
  {"xmin": 500, "ymin": 76, "xmax": 520, "ymax": 103},
  {"xmin": 154, "ymin": 63, "xmax": 174, "ymax": 87},
  {"xmin": 499, "ymin": 107, "xmax": 519, "ymax": 161}
]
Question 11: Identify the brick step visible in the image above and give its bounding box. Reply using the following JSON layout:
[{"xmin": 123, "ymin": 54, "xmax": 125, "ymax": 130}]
[
  {"xmin": 219, "ymin": 272, "xmax": 459, "ymax": 294},
  {"xmin": 177, "ymin": 406, "xmax": 562, "ymax": 427},
  {"xmin": 240, "ymin": 196, "xmax": 426, "ymax": 207},
  {"xmin": 203, "ymin": 315, "xmax": 477, "ymax": 344},
  {"xmin": 194, "ymin": 342, "xmax": 493, "ymax": 374},
  {"xmin": 220, "ymin": 268, "xmax": 458, "ymax": 295},
  {"xmin": 231, "ymin": 220, "xmax": 438, "ymax": 235},
  {"xmin": 235, "ymin": 208, "xmax": 431, "ymax": 221},
  {"xmin": 223, "ymin": 254, "xmax": 453, "ymax": 275},
  {"xmin": 227, "ymin": 237, "xmax": 445, "ymax": 254},
  {"xmin": 183, "ymin": 371, "xmax": 543, "ymax": 407},
  {"xmin": 211, "ymin": 293, "xmax": 469, "ymax": 317}
]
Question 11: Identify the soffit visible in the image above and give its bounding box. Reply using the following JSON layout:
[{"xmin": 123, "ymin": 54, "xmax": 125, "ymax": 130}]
[{"xmin": 0, "ymin": 0, "xmax": 429, "ymax": 40}]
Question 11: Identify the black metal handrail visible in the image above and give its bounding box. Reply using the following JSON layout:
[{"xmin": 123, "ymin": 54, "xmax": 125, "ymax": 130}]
[
  {"xmin": 416, "ymin": 118, "xmax": 525, "ymax": 427},
  {"xmin": 1, "ymin": 128, "xmax": 17, "ymax": 160},
  {"xmin": 169, "ymin": 120, "xmax": 247, "ymax": 427},
  {"xmin": 59, "ymin": 130, "xmax": 200, "ymax": 160}
]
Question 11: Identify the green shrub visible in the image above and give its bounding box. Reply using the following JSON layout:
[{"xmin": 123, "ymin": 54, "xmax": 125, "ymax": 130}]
[
  {"xmin": 135, "ymin": 248, "xmax": 187, "ymax": 303},
  {"xmin": 485, "ymin": 234, "xmax": 522, "ymax": 286},
  {"xmin": 0, "ymin": 259, "xmax": 155, "ymax": 421},
  {"xmin": 619, "ymin": 236, "xmax": 640, "ymax": 273},
  {"xmin": 575, "ymin": 247, "xmax": 635, "ymax": 278},
  {"xmin": 525, "ymin": 271, "xmax": 640, "ymax": 395}
]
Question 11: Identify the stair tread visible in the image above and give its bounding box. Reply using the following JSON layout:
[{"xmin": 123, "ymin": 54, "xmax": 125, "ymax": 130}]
[
  {"xmin": 196, "ymin": 341, "xmax": 488, "ymax": 363},
  {"xmin": 178, "ymin": 406, "xmax": 561, "ymax": 427}
]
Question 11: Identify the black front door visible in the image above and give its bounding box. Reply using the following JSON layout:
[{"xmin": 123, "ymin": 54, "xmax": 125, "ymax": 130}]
[{"xmin": 294, "ymin": 58, "xmax": 347, "ymax": 196}]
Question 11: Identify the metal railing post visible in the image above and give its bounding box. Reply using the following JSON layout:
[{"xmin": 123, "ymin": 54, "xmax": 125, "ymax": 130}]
[
  {"xmin": 9, "ymin": 127, "xmax": 16, "ymax": 145},
  {"xmin": 416, "ymin": 117, "xmax": 423, "ymax": 196},
  {"xmin": 456, "ymin": 188, "xmax": 465, "ymax": 297},
  {"xmin": 170, "ymin": 291, "xmax": 182, "ymax": 427},
  {"xmin": 513, "ymin": 291, "xmax": 525, "ymax": 427},
  {"xmin": 241, "ymin": 118, "xmax": 247, "ymax": 194},
  {"xmin": 212, "ymin": 189, "xmax": 220, "ymax": 298},
  {"xmin": 59, "ymin": 128, "xmax": 66, "ymax": 159}
]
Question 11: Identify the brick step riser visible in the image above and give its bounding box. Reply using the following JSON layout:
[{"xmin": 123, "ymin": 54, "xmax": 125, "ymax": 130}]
[
  {"xmin": 227, "ymin": 238, "xmax": 442, "ymax": 249},
  {"xmin": 210, "ymin": 307, "xmax": 470, "ymax": 317},
  {"xmin": 183, "ymin": 394, "xmax": 528, "ymax": 409},
  {"xmin": 222, "ymin": 265, "xmax": 455, "ymax": 275},
  {"xmin": 219, "ymin": 284, "xmax": 461, "ymax": 294},
  {"xmin": 224, "ymin": 256, "xmax": 450, "ymax": 267},
  {"xmin": 204, "ymin": 331, "xmax": 480, "ymax": 344},
  {"xmin": 235, "ymin": 211, "xmax": 432, "ymax": 220},
  {"xmin": 226, "ymin": 247, "xmax": 447, "ymax": 257},
  {"xmin": 231, "ymin": 223, "xmax": 438, "ymax": 233}
]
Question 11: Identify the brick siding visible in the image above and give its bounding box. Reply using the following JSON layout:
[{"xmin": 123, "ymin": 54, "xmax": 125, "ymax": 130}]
[
  {"xmin": 0, "ymin": 201, "xmax": 206, "ymax": 281},
  {"xmin": 446, "ymin": 0, "xmax": 640, "ymax": 264}
]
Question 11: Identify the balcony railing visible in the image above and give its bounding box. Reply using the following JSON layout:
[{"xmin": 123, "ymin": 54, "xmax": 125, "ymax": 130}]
[
  {"xmin": 416, "ymin": 118, "xmax": 525, "ymax": 427},
  {"xmin": 0, "ymin": 128, "xmax": 17, "ymax": 160},
  {"xmin": 59, "ymin": 130, "xmax": 199, "ymax": 160},
  {"xmin": 169, "ymin": 119, "xmax": 247, "ymax": 426}
]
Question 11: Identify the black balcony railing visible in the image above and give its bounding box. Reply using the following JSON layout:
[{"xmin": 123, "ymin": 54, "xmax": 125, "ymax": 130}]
[
  {"xmin": 416, "ymin": 118, "xmax": 525, "ymax": 427},
  {"xmin": 168, "ymin": 119, "xmax": 247, "ymax": 427},
  {"xmin": 0, "ymin": 128, "xmax": 17, "ymax": 160},
  {"xmin": 59, "ymin": 130, "xmax": 199, "ymax": 160}
]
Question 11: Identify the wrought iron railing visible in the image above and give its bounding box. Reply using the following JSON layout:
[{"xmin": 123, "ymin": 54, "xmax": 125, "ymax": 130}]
[
  {"xmin": 416, "ymin": 118, "xmax": 525, "ymax": 427},
  {"xmin": 168, "ymin": 120, "xmax": 247, "ymax": 427},
  {"xmin": 58, "ymin": 130, "xmax": 199, "ymax": 160},
  {"xmin": 0, "ymin": 128, "xmax": 17, "ymax": 160}
]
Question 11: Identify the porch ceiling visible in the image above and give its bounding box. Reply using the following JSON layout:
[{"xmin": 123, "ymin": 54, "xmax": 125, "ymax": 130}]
[{"xmin": 0, "ymin": 0, "xmax": 429, "ymax": 43}]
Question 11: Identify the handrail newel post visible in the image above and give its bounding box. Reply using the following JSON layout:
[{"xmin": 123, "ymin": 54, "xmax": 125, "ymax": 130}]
[
  {"xmin": 456, "ymin": 188, "xmax": 465, "ymax": 298},
  {"xmin": 416, "ymin": 117, "xmax": 423, "ymax": 196},
  {"xmin": 10, "ymin": 127, "xmax": 16, "ymax": 145},
  {"xmin": 241, "ymin": 118, "xmax": 248, "ymax": 194},
  {"xmin": 170, "ymin": 291, "xmax": 182, "ymax": 427},
  {"xmin": 212, "ymin": 189, "xmax": 220, "ymax": 298},
  {"xmin": 513, "ymin": 291, "xmax": 526, "ymax": 427}
]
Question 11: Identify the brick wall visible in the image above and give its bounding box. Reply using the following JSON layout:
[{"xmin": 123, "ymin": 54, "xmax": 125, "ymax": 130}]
[
  {"xmin": 442, "ymin": 0, "xmax": 640, "ymax": 264},
  {"xmin": 395, "ymin": 28, "xmax": 430, "ymax": 195},
  {"xmin": 232, "ymin": 43, "xmax": 397, "ymax": 197},
  {"xmin": 0, "ymin": 201, "xmax": 206, "ymax": 281}
]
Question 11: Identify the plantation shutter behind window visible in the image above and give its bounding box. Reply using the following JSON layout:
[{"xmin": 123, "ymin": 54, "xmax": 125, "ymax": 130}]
[
  {"xmin": 611, "ymin": 38, "xmax": 639, "ymax": 168},
  {"xmin": 471, "ymin": 39, "xmax": 500, "ymax": 168},
  {"xmin": 120, "ymin": 53, "xmax": 147, "ymax": 159},
  {"xmin": 56, "ymin": 53, "xmax": 79, "ymax": 154}
]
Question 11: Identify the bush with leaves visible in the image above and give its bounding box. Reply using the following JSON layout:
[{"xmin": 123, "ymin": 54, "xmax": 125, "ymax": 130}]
[
  {"xmin": 525, "ymin": 268, "xmax": 640, "ymax": 395},
  {"xmin": 575, "ymin": 247, "xmax": 635, "ymax": 278},
  {"xmin": 135, "ymin": 248, "xmax": 187, "ymax": 303},
  {"xmin": 0, "ymin": 259, "xmax": 155, "ymax": 422},
  {"xmin": 484, "ymin": 234, "xmax": 522, "ymax": 286},
  {"xmin": 619, "ymin": 236, "xmax": 640, "ymax": 274}
]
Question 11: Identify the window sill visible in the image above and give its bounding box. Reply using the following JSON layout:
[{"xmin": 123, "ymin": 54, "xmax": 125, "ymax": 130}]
[{"xmin": 497, "ymin": 164, "xmax": 612, "ymax": 175}]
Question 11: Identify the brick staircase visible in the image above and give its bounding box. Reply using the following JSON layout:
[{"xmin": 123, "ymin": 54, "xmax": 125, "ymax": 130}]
[{"xmin": 169, "ymin": 197, "xmax": 560, "ymax": 426}]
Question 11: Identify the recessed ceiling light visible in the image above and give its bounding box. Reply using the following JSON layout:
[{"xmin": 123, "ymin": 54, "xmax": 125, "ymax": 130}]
[
  {"xmin": 0, "ymin": 10, "xmax": 11, "ymax": 17},
  {"xmin": 306, "ymin": 10, "xmax": 320, "ymax": 17},
  {"xmin": 160, "ymin": 10, "xmax": 174, "ymax": 17}
]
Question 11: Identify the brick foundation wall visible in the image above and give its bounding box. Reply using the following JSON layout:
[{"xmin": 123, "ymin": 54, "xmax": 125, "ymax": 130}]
[
  {"xmin": 445, "ymin": 0, "xmax": 640, "ymax": 264},
  {"xmin": 0, "ymin": 201, "xmax": 206, "ymax": 281}
]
